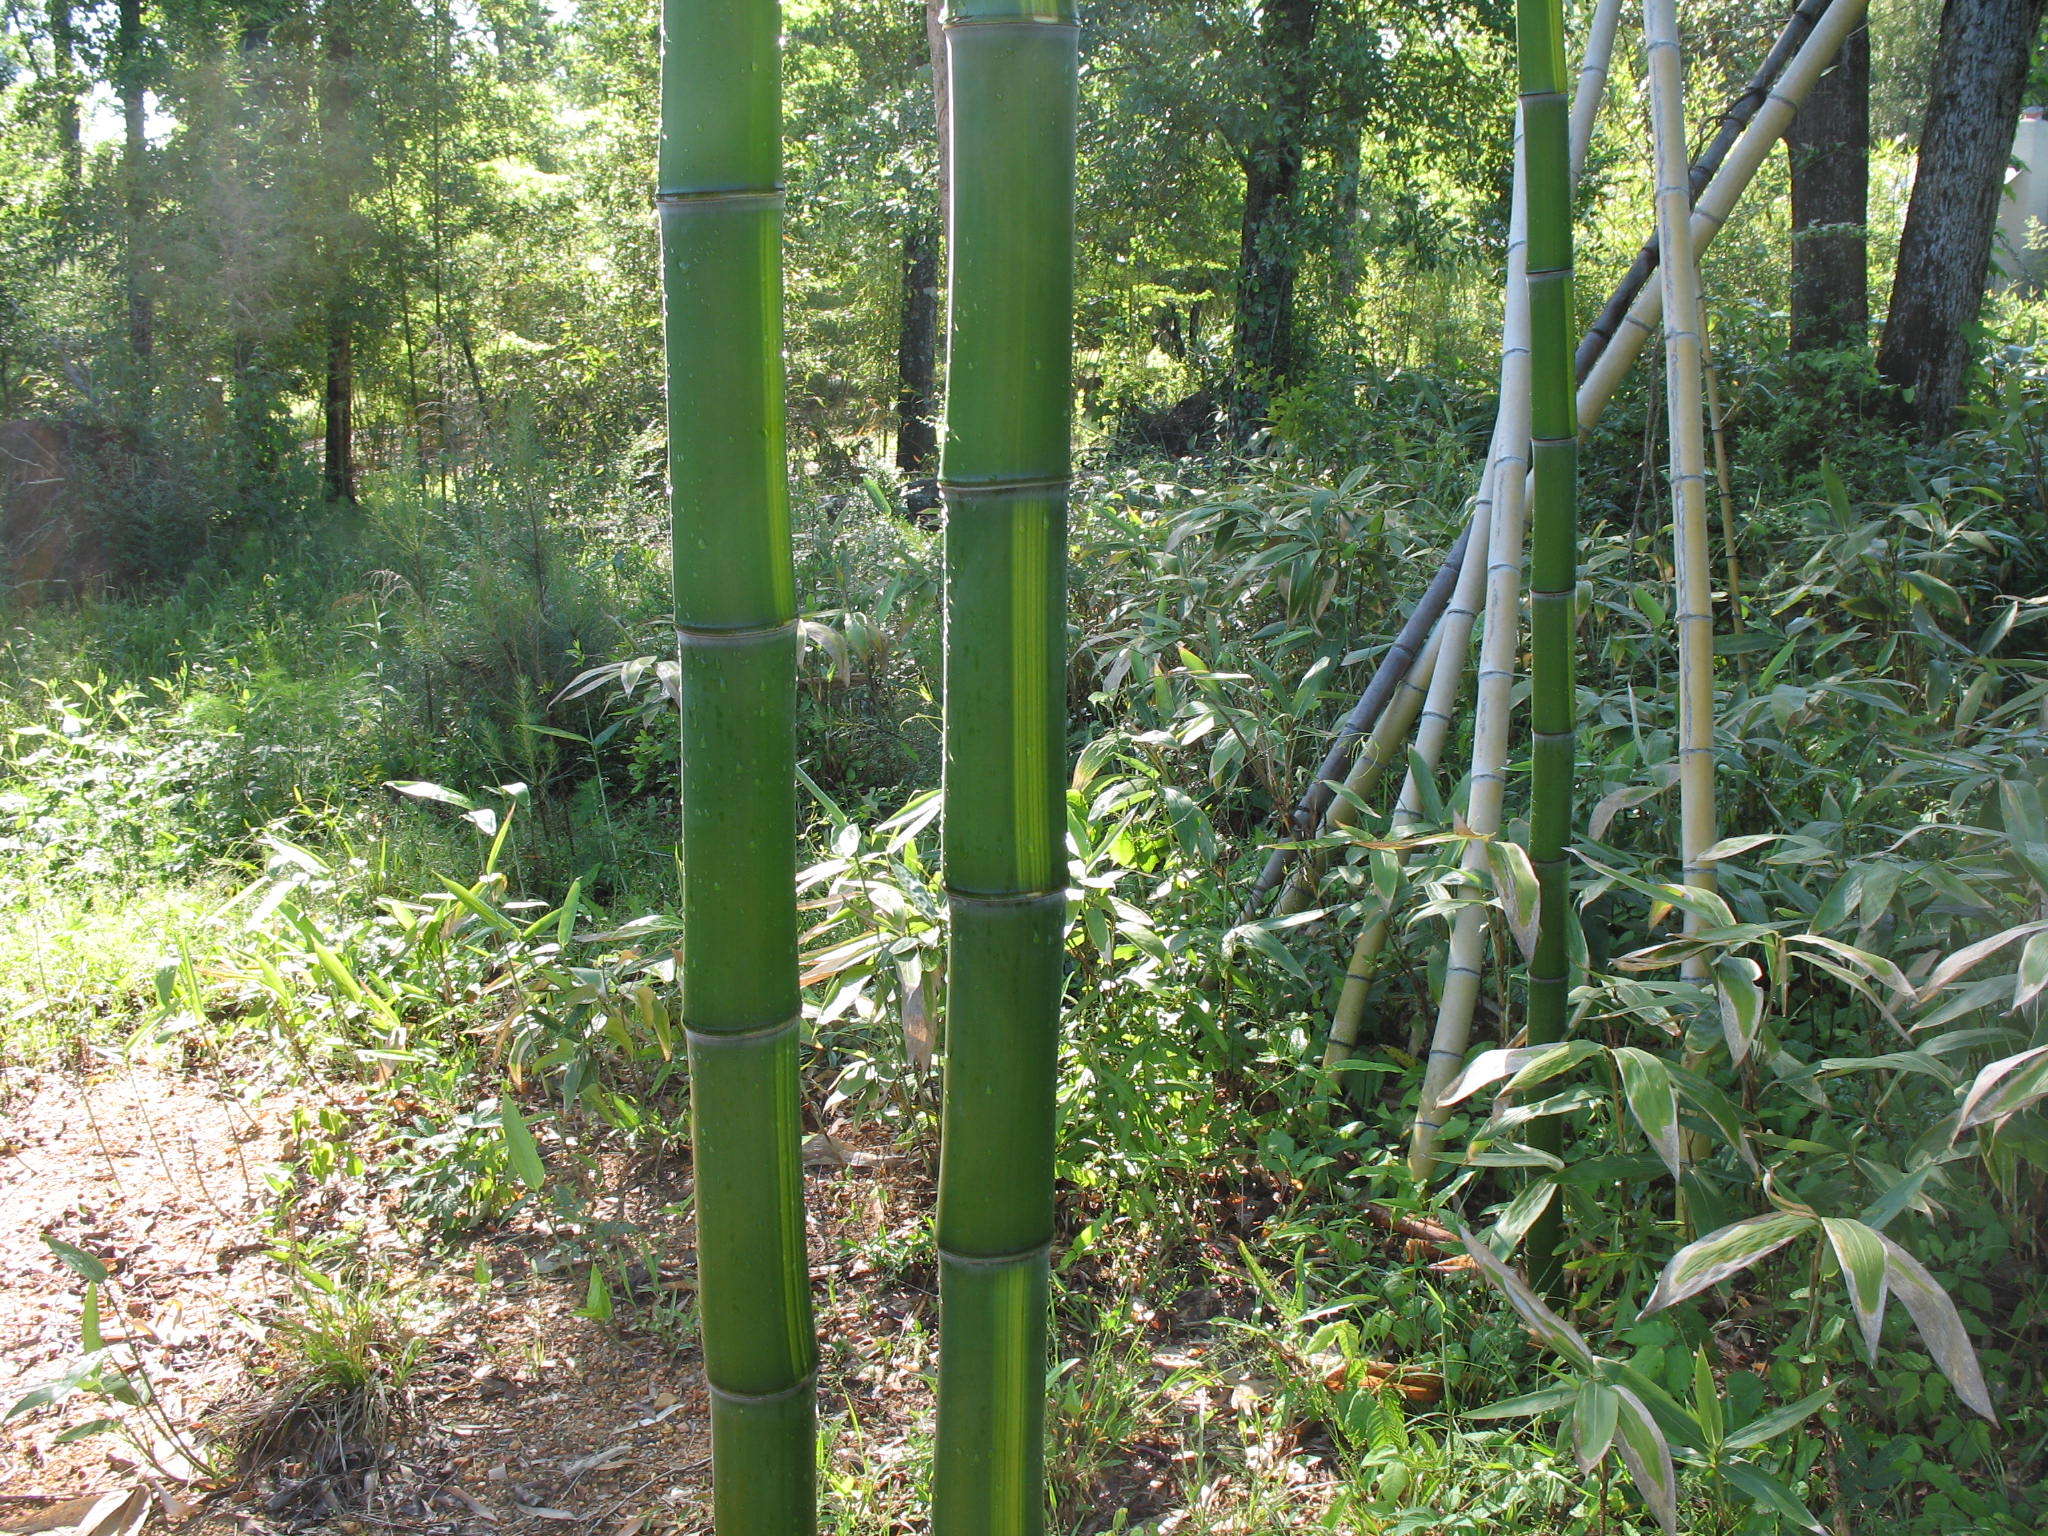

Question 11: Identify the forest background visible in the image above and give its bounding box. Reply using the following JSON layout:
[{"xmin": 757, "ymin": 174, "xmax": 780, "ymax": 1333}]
[{"xmin": 2, "ymin": 0, "xmax": 2048, "ymax": 1531}]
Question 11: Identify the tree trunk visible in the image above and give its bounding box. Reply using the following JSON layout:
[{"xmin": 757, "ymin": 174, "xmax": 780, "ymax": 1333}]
[
  {"xmin": 1231, "ymin": 0, "xmax": 1319, "ymax": 429},
  {"xmin": 322, "ymin": 19, "xmax": 356, "ymax": 501},
  {"xmin": 1877, "ymin": 0, "xmax": 2047, "ymax": 436},
  {"xmin": 325, "ymin": 316, "xmax": 356, "ymax": 503},
  {"xmin": 49, "ymin": 0, "xmax": 81, "ymax": 195},
  {"xmin": 1788, "ymin": 22, "xmax": 1870, "ymax": 352},
  {"xmin": 895, "ymin": 219, "xmax": 940, "ymax": 476},
  {"xmin": 117, "ymin": 0, "xmax": 154, "ymax": 376}
]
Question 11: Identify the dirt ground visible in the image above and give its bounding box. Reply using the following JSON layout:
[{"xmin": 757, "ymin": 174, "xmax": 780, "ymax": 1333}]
[{"xmin": 0, "ymin": 1065, "xmax": 945, "ymax": 1536}]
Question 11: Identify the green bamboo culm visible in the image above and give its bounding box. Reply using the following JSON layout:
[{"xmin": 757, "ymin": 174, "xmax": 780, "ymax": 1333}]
[
  {"xmin": 1519, "ymin": 0, "xmax": 1577, "ymax": 1293},
  {"xmin": 933, "ymin": 0, "xmax": 1077, "ymax": 1529},
  {"xmin": 658, "ymin": 0, "xmax": 815, "ymax": 1527}
]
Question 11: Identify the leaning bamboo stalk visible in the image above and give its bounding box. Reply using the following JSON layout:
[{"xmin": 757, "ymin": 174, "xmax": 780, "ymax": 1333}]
[
  {"xmin": 1275, "ymin": 624, "xmax": 1445, "ymax": 917},
  {"xmin": 1251, "ymin": 525, "xmax": 1471, "ymax": 910},
  {"xmin": 1406, "ymin": 123, "xmax": 1534, "ymax": 1176},
  {"xmin": 1579, "ymin": 0, "xmax": 1872, "ymax": 426},
  {"xmin": 931, "ymin": 0, "xmax": 1077, "ymax": 1528},
  {"xmin": 659, "ymin": 0, "xmax": 814, "ymax": 1523},
  {"xmin": 1569, "ymin": 0, "xmax": 1627, "ymax": 186},
  {"xmin": 1402, "ymin": 0, "xmax": 1868, "ymax": 1189},
  {"xmin": 1398, "ymin": 0, "xmax": 1628, "ymax": 1143},
  {"xmin": 1319, "ymin": 478, "xmax": 1494, "ymax": 1069},
  {"xmin": 1646, "ymin": 0, "xmax": 1718, "ymax": 932},
  {"xmin": 1575, "ymin": 0, "xmax": 1833, "ymax": 382},
  {"xmin": 1391, "ymin": 0, "xmax": 1614, "ymax": 843},
  {"xmin": 1272, "ymin": 0, "xmax": 1622, "ymax": 925}
]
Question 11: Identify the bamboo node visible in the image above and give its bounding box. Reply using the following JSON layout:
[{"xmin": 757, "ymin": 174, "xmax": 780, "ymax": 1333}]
[
  {"xmin": 937, "ymin": 475, "xmax": 1072, "ymax": 502},
  {"xmin": 942, "ymin": 14, "xmax": 1078, "ymax": 32},
  {"xmin": 686, "ymin": 1013, "xmax": 801, "ymax": 1048},
  {"xmin": 945, "ymin": 887, "xmax": 1066, "ymax": 910},
  {"xmin": 653, "ymin": 188, "xmax": 784, "ymax": 210},
  {"xmin": 706, "ymin": 1371, "xmax": 819, "ymax": 1408},
  {"xmin": 676, "ymin": 619, "xmax": 798, "ymax": 647},
  {"xmin": 938, "ymin": 1240, "xmax": 1054, "ymax": 1269}
]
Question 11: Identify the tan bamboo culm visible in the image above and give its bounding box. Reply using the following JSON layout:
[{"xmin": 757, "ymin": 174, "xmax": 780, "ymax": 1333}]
[{"xmin": 1646, "ymin": 0, "xmax": 1718, "ymax": 941}]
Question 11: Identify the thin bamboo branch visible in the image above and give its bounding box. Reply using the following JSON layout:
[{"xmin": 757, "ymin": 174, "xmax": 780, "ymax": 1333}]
[{"xmin": 1700, "ymin": 305, "xmax": 1746, "ymax": 650}]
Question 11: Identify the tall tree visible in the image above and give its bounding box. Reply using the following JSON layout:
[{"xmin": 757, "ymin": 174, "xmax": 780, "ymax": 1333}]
[
  {"xmin": 895, "ymin": 221, "xmax": 940, "ymax": 475},
  {"xmin": 115, "ymin": 0, "xmax": 155, "ymax": 383},
  {"xmin": 1787, "ymin": 22, "xmax": 1870, "ymax": 351},
  {"xmin": 1877, "ymin": 0, "xmax": 2047, "ymax": 435},
  {"xmin": 48, "ymin": 0, "xmax": 82, "ymax": 196},
  {"xmin": 1230, "ymin": 0, "xmax": 1318, "ymax": 428},
  {"xmin": 896, "ymin": 0, "xmax": 946, "ymax": 478},
  {"xmin": 320, "ymin": 8, "xmax": 358, "ymax": 502}
]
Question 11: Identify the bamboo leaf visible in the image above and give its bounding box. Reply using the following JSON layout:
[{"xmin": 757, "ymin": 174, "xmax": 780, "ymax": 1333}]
[
  {"xmin": 1721, "ymin": 1460, "xmax": 1828, "ymax": 1534},
  {"xmin": 1455, "ymin": 1227, "xmax": 1598, "ymax": 1371},
  {"xmin": 385, "ymin": 779, "xmax": 475, "ymax": 811},
  {"xmin": 576, "ymin": 1267, "xmax": 614, "ymax": 1322},
  {"xmin": 1612, "ymin": 1047, "xmax": 1683, "ymax": 1181},
  {"xmin": 80, "ymin": 1282, "xmax": 103, "ymax": 1353},
  {"xmin": 1667, "ymin": 1063, "xmax": 1760, "ymax": 1173},
  {"xmin": 1696, "ymin": 833, "xmax": 1783, "ymax": 863},
  {"xmin": 1493, "ymin": 1177, "xmax": 1558, "ymax": 1250},
  {"xmin": 499, "ymin": 1097, "xmax": 546, "ymax": 1192},
  {"xmin": 1785, "ymin": 934, "xmax": 1913, "ymax": 1002},
  {"xmin": 1723, "ymin": 1386, "xmax": 1834, "ymax": 1450},
  {"xmin": 1463, "ymin": 1383, "xmax": 1578, "ymax": 1419},
  {"xmin": 1822, "ymin": 1218, "xmax": 1889, "ymax": 1364},
  {"xmin": 1611, "ymin": 1384, "xmax": 1679, "ymax": 1536},
  {"xmin": 42, "ymin": 1235, "xmax": 109, "ymax": 1284},
  {"xmin": 1573, "ymin": 1379, "xmax": 1619, "ymax": 1473},
  {"xmin": 1711, "ymin": 953, "xmax": 1764, "ymax": 1066},
  {"xmin": 1440, "ymin": 1041, "xmax": 1600, "ymax": 1107},
  {"xmin": 1912, "ymin": 919, "xmax": 2048, "ymax": 1003},
  {"xmin": 1643, "ymin": 1212, "xmax": 1814, "ymax": 1314},
  {"xmin": 1954, "ymin": 1044, "xmax": 2048, "ymax": 1138},
  {"xmin": 1484, "ymin": 836, "xmax": 1541, "ymax": 961},
  {"xmin": 1877, "ymin": 1234, "xmax": 1995, "ymax": 1421},
  {"xmin": 2013, "ymin": 931, "xmax": 2048, "ymax": 1010}
]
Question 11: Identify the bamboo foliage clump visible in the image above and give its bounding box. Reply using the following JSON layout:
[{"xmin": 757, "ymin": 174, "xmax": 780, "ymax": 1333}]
[
  {"xmin": 932, "ymin": 0, "xmax": 1078, "ymax": 1529},
  {"xmin": 659, "ymin": 0, "xmax": 815, "ymax": 1527}
]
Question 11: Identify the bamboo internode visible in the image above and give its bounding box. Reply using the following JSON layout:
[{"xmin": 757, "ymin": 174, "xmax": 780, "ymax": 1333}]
[
  {"xmin": 932, "ymin": 0, "xmax": 1078, "ymax": 1529},
  {"xmin": 659, "ymin": 0, "xmax": 815, "ymax": 1525}
]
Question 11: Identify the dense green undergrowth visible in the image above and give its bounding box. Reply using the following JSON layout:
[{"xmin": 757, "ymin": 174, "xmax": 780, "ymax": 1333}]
[{"xmin": 4, "ymin": 341, "xmax": 2048, "ymax": 1534}]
